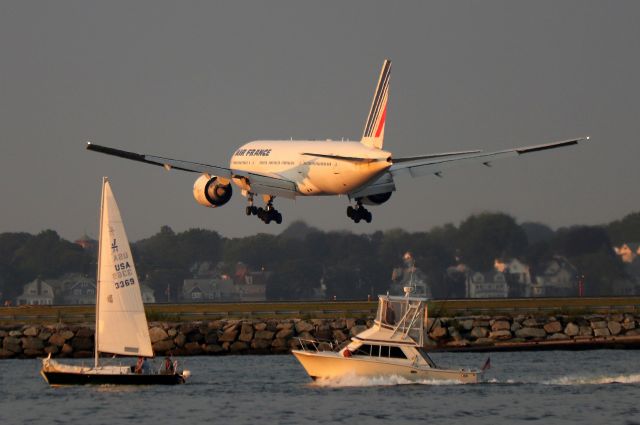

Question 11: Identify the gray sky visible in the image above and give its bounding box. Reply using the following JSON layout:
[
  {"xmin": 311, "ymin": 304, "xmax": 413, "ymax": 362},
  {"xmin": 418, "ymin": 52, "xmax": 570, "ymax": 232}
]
[{"xmin": 1, "ymin": 1, "xmax": 638, "ymax": 241}]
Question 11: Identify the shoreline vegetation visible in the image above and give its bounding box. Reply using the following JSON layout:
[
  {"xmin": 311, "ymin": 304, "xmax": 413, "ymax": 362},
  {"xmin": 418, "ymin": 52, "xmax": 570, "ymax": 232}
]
[
  {"xmin": 2, "ymin": 298, "xmax": 640, "ymax": 359},
  {"xmin": 2, "ymin": 210, "xmax": 639, "ymax": 305}
]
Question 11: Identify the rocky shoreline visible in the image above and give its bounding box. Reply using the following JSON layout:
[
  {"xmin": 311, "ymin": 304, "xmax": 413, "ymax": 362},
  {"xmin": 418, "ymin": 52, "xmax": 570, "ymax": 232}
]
[{"xmin": 2, "ymin": 313, "xmax": 640, "ymax": 359}]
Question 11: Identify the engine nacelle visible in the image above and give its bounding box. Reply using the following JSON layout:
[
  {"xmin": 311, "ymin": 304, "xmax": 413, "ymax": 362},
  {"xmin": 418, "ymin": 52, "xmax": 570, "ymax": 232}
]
[
  {"xmin": 193, "ymin": 175, "xmax": 233, "ymax": 208},
  {"xmin": 358, "ymin": 192, "xmax": 393, "ymax": 205}
]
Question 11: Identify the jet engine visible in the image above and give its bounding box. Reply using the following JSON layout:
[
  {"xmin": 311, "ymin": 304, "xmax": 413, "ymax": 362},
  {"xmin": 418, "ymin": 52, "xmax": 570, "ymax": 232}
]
[
  {"xmin": 193, "ymin": 175, "xmax": 233, "ymax": 208},
  {"xmin": 358, "ymin": 192, "xmax": 392, "ymax": 205}
]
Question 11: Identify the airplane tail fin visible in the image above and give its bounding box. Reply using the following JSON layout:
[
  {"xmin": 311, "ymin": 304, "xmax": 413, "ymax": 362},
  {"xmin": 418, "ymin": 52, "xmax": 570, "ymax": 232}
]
[{"xmin": 361, "ymin": 59, "xmax": 391, "ymax": 150}]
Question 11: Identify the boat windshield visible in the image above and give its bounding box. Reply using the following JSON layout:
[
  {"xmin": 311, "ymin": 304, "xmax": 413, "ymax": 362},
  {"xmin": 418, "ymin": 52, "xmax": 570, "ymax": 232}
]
[{"xmin": 376, "ymin": 295, "xmax": 427, "ymax": 345}]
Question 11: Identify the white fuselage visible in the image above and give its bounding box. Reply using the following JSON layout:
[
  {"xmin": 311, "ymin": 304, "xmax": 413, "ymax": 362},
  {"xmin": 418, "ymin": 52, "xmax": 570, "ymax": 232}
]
[{"xmin": 230, "ymin": 140, "xmax": 392, "ymax": 196}]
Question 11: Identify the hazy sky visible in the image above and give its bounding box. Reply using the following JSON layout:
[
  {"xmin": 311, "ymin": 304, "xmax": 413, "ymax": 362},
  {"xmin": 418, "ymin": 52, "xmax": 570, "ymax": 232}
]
[{"xmin": 1, "ymin": 1, "xmax": 639, "ymax": 241}]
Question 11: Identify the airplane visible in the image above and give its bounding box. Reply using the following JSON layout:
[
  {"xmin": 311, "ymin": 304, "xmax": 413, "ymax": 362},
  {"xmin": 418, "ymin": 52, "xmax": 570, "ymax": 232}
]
[{"xmin": 87, "ymin": 59, "xmax": 588, "ymax": 224}]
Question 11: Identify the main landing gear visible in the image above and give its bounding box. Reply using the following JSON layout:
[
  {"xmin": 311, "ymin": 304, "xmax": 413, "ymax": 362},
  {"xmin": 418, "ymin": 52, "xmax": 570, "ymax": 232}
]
[
  {"xmin": 347, "ymin": 202, "xmax": 372, "ymax": 223},
  {"xmin": 245, "ymin": 195, "xmax": 282, "ymax": 224}
]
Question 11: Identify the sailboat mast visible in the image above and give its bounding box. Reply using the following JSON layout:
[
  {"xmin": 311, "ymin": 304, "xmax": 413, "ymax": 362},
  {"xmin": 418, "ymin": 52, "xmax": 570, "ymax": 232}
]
[{"xmin": 94, "ymin": 177, "xmax": 108, "ymax": 368}]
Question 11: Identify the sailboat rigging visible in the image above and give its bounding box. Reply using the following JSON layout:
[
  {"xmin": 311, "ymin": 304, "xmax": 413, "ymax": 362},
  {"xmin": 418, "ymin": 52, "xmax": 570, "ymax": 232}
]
[{"xmin": 41, "ymin": 177, "xmax": 189, "ymax": 385}]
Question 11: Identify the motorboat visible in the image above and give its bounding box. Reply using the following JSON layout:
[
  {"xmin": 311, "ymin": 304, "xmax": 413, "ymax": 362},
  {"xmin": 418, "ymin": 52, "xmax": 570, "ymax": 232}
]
[
  {"xmin": 40, "ymin": 177, "xmax": 189, "ymax": 386},
  {"xmin": 292, "ymin": 292, "xmax": 483, "ymax": 383}
]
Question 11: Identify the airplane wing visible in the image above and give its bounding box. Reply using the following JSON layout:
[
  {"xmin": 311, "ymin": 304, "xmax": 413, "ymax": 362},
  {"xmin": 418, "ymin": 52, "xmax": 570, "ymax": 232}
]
[
  {"xmin": 391, "ymin": 150, "xmax": 481, "ymax": 163},
  {"xmin": 301, "ymin": 150, "xmax": 482, "ymax": 164},
  {"xmin": 86, "ymin": 142, "xmax": 298, "ymax": 198},
  {"xmin": 389, "ymin": 137, "xmax": 589, "ymax": 178}
]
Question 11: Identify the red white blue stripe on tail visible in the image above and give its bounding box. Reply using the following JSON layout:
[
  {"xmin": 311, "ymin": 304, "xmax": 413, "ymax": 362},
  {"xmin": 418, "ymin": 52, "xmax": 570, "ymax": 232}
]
[{"xmin": 361, "ymin": 59, "xmax": 391, "ymax": 150}]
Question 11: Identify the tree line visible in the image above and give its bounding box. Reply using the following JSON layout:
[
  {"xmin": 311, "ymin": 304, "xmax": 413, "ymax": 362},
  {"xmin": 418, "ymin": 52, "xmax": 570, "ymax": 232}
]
[{"xmin": 1, "ymin": 211, "xmax": 638, "ymax": 302}]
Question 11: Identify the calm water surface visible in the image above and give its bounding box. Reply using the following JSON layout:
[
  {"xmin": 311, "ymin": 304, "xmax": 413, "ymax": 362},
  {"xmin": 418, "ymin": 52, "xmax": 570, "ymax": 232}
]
[{"xmin": 1, "ymin": 350, "xmax": 639, "ymax": 425}]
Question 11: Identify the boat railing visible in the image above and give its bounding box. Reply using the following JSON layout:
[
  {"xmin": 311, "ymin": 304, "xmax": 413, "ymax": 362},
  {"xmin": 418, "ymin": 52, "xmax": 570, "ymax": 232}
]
[{"xmin": 296, "ymin": 337, "xmax": 348, "ymax": 353}]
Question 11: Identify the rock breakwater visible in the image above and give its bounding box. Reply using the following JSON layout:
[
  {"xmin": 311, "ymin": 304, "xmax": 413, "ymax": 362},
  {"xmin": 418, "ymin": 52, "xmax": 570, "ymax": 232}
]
[{"xmin": 2, "ymin": 313, "xmax": 640, "ymax": 359}]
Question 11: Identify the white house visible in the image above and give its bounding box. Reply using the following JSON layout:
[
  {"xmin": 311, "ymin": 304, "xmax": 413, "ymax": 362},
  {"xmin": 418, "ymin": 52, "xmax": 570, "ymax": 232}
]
[
  {"xmin": 16, "ymin": 278, "xmax": 54, "ymax": 305},
  {"xmin": 182, "ymin": 278, "xmax": 238, "ymax": 302},
  {"xmin": 466, "ymin": 272, "xmax": 509, "ymax": 298},
  {"xmin": 531, "ymin": 256, "xmax": 578, "ymax": 297}
]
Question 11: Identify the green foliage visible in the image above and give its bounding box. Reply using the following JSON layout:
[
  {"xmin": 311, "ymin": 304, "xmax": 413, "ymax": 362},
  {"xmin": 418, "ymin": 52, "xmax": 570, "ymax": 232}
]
[
  {"xmin": 0, "ymin": 210, "xmax": 637, "ymax": 302},
  {"xmin": 552, "ymin": 226, "xmax": 613, "ymax": 257},
  {"xmin": 11, "ymin": 230, "xmax": 90, "ymax": 280},
  {"xmin": 457, "ymin": 212, "xmax": 528, "ymax": 270},
  {"xmin": 550, "ymin": 225, "xmax": 627, "ymax": 296},
  {"xmin": 134, "ymin": 226, "xmax": 223, "ymax": 273},
  {"xmin": 607, "ymin": 211, "xmax": 640, "ymax": 245},
  {"xmin": 521, "ymin": 222, "xmax": 555, "ymax": 244}
]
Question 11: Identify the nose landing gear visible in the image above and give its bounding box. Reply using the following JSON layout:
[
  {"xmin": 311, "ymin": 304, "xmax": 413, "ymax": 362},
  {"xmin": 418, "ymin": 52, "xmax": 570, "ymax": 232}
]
[{"xmin": 347, "ymin": 202, "xmax": 372, "ymax": 223}]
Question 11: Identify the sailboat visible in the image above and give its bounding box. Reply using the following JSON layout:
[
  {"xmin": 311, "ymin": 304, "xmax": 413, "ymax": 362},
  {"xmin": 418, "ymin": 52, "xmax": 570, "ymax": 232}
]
[{"xmin": 41, "ymin": 177, "xmax": 189, "ymax": 385}]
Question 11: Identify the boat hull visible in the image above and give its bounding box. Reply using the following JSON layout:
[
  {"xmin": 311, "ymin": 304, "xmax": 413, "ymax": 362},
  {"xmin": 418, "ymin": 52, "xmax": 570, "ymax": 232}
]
[
  {"xmin": 40, "ymin": 359, "xmax": 187, "ymax": 386},
  {"xmin": 292, "ymin": 350, "xmax": 479, "ymax": 384},
  {"xmin": 41, "ymin": 370, "xmax": 186, "ymax": 386}
]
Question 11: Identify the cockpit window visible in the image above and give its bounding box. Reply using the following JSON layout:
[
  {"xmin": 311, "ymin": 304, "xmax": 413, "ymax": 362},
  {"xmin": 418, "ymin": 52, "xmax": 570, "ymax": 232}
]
[
  {"xmin": 353, "ymin": 344, "xmax": 407, "ymax": 359},
  {"xmin": 389, "ymin": 346, "xmax": 407, "ymax": 359}
]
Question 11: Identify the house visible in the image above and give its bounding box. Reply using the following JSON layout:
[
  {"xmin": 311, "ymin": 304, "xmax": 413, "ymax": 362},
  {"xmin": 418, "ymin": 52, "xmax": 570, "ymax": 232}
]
[
  {"xmin": 63, "ymin": 277, "xmax": 96, "ymax": 304},
  {"xmin": 466, "ymin": 271, "xmax": 509, "ymax": 298},
  {"xmin": 16, "ymin": 278, "xmax": 54, "ymax": 305},
  {"xmin": 182, "ymin": 278, "xmax": 238, "ymax": 302},
  {"xmin": 493, "ymin": 258, "xmax": 532, "ymax": 297},
  {"xmin": 236, "ymin": 282, "xmax": 267, "ymax": 302},
  {"xmin": 44, "ymin": 273, "xmax": 156, "ymax": 305},
  {"xmin": 182, "ymin": 260, "xmax": 270, "ymax": 303},
  {"xmin": 531, "ymin": 256, "xmax": 578, "ymax": 297},
  {"xmin": 231, "ymin": 262, "xmax": 268, "ymax": 301},
  {"xmin": 45, "ymin": 273, "xmax": 96, "ymax": 305}
]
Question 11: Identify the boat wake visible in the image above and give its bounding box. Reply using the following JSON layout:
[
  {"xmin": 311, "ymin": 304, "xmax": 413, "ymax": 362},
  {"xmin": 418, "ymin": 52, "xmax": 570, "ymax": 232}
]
[
  {"xmin": 313, "ymin": 373, "xmax": 640, "ymax": 388},
  {"xmin": 310, "ymin": 374, "xmax": 467, "ymax": 388},
  {"xmin": 484, "ymin": 373, "xmax": 640, "ymax": 386},
  {"xmin": 542, "ymin": 373, "xmax": 640, "ymax": 385}
]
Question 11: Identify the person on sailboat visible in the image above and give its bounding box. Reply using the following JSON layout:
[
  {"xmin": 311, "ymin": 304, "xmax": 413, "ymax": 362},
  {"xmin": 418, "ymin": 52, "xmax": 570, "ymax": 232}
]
[
  {"xmin": 134, "ymin": 356, "xmax": 151, "ymax": 374},
  {"xmin": 142, "ymin": 357, "xmax": 150, "ymax": 374},
  {"xmin": 164, "ymin": 355, "xmax": 175, "ymax": 374}
]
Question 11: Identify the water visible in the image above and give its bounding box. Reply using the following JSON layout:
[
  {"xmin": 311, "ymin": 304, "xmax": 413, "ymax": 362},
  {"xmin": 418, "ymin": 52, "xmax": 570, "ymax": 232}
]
[{"xmin": 1, "ymin": 350, "xmax": 639, "ymax": 425}]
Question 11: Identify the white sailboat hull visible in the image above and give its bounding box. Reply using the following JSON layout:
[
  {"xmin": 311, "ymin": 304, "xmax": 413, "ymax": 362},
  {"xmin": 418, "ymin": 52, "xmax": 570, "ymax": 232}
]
[{"xmin": 41, "ymin": 357, "xmax": 188, "ymax": 386}]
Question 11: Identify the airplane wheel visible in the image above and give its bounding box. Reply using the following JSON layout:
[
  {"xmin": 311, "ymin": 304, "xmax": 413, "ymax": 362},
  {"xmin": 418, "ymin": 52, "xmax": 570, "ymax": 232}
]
[
  {"xmin": 275, "ymin": 212, "xmax": 282, "ymax": 224},
  {"xmin": 347, "ymin": 206, "xmax": 354, "ymax": 218},
  {"xmin": 365, "ymin": 211, "xmax": 372, "ymax": 223},
  {"xmin": 353, "ymin": 214, "xmax": 361, "ymax": 223},
  {"xmin": 251, "ymin": 206, "xmax": 258, "ymax": 215},
  {"xmin": 245, "ymin": 206, "xmax": 252, "ymax": 216}
]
